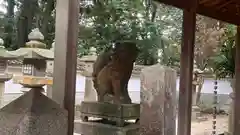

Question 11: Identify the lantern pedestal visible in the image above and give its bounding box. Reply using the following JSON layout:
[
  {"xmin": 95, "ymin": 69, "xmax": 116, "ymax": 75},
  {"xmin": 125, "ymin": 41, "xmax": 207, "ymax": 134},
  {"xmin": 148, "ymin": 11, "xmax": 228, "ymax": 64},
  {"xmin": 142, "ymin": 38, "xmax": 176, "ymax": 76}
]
[
  {"xmin": 13, "ymin": 76, "xmax": 52, "ymax": 86},
  {"xmin": 0, "ymin": 73, "xmax": 12, "ymax": 107},
  {"xmin": 82, "ymin": 71, "xmax": 97, "ymax": 102},
  {"xmin": 79, "ymin": 47, "xmax": 98, "ymax": 102},
  {"xmin": 13, "ymin": 75, "xmax": 52, "ymax": 93}
]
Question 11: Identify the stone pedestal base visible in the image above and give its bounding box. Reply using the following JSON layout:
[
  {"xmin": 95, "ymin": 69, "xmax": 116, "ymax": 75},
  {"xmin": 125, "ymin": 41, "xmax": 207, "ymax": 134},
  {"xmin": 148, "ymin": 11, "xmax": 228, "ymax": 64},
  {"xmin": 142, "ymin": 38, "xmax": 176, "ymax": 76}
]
[
  {"xmin": 80, "ymin": 101, "xmax": 140, "ymax": 127},
  {"xmin": 83, "ymin": 77, "xmax": 97, "ymax": 102},
  {"xmin": 77, "ymin": 101, "xmax": 139, "ymax": 135},
  {"xmin": 0, "ymin": 89, "xmax": 68, "ymax": 135},
  {"xmin": 192, "ymin": 106, "xmax": 201, "ymax": 119},
  {"xmin": 192, "ymin": 106, "xmax": 208, "ymax": 122},
  {"xmin": 75, "ymin": 120, "xmax": 139, "ymax": 135}
]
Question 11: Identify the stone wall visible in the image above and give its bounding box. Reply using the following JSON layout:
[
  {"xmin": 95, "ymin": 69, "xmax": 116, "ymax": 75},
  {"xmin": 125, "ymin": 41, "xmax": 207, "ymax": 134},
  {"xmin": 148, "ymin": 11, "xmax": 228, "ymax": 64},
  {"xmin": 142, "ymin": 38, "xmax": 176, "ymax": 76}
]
[{"xmin": 7, "ymin": 61, "xmax": 146, "ymax": 77}]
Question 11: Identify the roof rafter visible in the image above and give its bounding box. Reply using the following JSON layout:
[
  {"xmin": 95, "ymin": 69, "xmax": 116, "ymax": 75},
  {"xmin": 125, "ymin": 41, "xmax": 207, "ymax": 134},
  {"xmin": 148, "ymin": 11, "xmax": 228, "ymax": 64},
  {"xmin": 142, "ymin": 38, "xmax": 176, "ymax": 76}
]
[
  {"xmin": 197, "ymin": 5, "xmax": 240, "ymax": 25},
  {"xmin": 155, "ymin": 0, "xmax": 240, "ymax": 25},
  {"xmin": 217, "ymin": 0, "xmax": 233, "ymax": 9}
]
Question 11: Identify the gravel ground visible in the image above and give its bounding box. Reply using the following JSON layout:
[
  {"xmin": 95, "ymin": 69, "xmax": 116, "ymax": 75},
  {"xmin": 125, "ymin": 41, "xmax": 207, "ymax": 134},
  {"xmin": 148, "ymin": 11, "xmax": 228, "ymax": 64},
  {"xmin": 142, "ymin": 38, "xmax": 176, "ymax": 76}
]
[
  {"xmin": 74, "ymin": 114, "xmax": 228, "ymax": 135},
  {"xmin": 191, "ymin": 115, "xmax": 228, "ymax": 135}
]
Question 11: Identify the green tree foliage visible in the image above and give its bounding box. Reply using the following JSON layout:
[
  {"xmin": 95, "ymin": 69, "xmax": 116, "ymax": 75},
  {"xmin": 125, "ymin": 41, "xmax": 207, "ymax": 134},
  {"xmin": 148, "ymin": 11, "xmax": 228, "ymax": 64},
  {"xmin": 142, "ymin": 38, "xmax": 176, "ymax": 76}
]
[
  {"xmin": 210, "ymin": 25, "xmax": 236, "ymax": 78},
  {"xmin": 79, "ymin": 0, "xmax": 181, "ymax": 66},
  {"xmin": 1, "ymin": 0, "xmax": 234, "ymax": 69},
  {"xmin": 0, "ymin": 0, "xmax": 183, "ymax": 66},
  {"xmin": 1, "ymin": 0, "xmax": 55, "ymax": 50}
]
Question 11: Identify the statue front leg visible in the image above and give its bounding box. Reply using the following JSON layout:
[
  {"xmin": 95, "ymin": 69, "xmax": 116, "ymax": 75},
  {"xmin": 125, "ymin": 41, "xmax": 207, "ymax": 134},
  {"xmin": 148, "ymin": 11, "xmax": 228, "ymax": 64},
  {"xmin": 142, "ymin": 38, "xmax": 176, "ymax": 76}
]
[
  {"xmin": 123, "ymin": 82, "xmax": 131, "ymax": 104},
  {"xmin": 120, "ymin": 76, "xmax": 131, "ymax": 104},
  {"xmin": 96, "ymin": 77, "xmax": 111, "ymax": 103},
  {"xmin": 112, "ymin": 80, "xmax": 123, "ymax": 104}
]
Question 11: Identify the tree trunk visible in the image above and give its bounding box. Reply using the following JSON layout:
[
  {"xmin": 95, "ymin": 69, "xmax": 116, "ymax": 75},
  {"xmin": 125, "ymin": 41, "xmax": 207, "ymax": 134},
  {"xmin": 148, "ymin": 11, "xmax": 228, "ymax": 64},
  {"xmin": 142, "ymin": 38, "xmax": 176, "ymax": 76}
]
[
  {"xmin": 41, "ymin": 0, "xmax": 55, "ymax": 48},
  {"xmin": 151, "ymin": 2, "xmax": 157, "ymax": 22},
  {"xmin": 17, "ymin": 0, "xmax": 38, "ymax": 48},
  {"xmin": 4, "ymin": 0, "xmax": 15, "ymax": 49}
]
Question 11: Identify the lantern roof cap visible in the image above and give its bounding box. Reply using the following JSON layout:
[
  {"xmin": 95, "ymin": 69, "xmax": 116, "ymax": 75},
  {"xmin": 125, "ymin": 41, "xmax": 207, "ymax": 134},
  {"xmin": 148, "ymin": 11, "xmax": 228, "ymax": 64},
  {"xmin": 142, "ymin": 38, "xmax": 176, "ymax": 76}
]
[
  {"xmin": 8, "ymin": 28, "xmax": 54, "ymax": 60},
  {"xmin": 79, "ymin": 47, "xmax": 97, "ymax": 62}
]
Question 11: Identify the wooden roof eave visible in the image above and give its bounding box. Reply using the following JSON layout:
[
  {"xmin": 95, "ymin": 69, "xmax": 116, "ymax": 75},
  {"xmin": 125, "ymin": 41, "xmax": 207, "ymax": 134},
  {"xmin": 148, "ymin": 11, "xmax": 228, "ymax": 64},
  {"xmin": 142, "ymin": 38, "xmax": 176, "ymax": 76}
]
[
  {"xmin": 155, "ymin": 0, "xmax": 240, "ymax": 25},
  {"xmin": 197, "ymin": 5, "xmax": 240, "ymax": 25}
]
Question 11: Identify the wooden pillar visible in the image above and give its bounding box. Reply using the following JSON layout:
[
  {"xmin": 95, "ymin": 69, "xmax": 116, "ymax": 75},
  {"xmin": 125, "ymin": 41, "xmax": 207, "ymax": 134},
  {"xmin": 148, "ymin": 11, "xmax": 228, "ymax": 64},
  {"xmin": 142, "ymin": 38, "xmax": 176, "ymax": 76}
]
[
  {"xmin": 177, "ymin": 5, "xmax": 197, "ymax": 135},
  {"xmin": 52, "ymin": 0, "xmax": 79, "ymax": 135},
  {"xmin": 233, "ymin": 26, "xmax": 240, "ymax": 135}
]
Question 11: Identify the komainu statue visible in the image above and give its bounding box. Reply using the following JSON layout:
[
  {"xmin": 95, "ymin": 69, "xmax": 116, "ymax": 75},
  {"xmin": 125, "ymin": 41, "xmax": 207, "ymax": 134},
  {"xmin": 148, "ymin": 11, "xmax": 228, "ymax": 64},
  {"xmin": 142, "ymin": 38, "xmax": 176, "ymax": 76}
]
[
  {"xmin": 92, "ymin": 48, "xmax": 113, "ymax": 91},
  {"xmin": 92, "ymin": 41, "xmax": 139, "ymax": 104},
  {"xmin": 80, "ymin": 42, "xmax": 140, "ymax": 130}
]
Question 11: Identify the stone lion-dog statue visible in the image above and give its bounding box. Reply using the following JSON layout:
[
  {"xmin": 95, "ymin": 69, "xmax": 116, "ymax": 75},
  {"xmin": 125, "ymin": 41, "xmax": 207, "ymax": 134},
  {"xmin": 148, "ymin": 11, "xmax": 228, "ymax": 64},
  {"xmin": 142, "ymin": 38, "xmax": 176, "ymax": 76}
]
[{"xmin": 92, "ymin": 41, "xmax": 139, "ymax": 104}]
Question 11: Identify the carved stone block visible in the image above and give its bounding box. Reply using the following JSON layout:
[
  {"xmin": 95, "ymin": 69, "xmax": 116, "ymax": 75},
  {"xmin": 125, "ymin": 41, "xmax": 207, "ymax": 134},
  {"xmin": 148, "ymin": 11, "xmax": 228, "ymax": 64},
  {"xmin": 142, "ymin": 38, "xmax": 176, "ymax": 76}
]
[
  {"xmin": 80, "ymin": 101, "xmax": 139, "ymax": 127},
  {"xmin": 75, "ymin": 120, "xmax": 139, "ymax": 135},
  {"xmin": 140, "ymin": 64, "xmax": 177, "ymax": 135}
]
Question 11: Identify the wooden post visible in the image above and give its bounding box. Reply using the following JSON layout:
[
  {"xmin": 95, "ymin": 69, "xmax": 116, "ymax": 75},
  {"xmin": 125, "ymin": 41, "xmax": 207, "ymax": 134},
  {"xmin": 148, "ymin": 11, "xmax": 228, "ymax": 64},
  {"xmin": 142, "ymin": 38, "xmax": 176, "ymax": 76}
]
[
  {"xmin": 177, "ymin": 6, "xmax": 197, "ymax": 135},
  {"xmin": 233, "ymin": 26, "xmax": 240, "ymax": 135},
  {"xmin": 52, "ymin": 0, "xmax": 79, "ymax": 135}
]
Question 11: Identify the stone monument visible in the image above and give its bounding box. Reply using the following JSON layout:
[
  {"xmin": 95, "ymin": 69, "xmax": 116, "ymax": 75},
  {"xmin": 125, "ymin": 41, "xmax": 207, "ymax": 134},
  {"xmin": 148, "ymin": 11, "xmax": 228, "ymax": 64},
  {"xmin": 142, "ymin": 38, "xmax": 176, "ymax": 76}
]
[
  {"xmin": 79, "ymin": 47, "xmax": 98, "ymax": 101},
  {"xmin": 0, "ymin": 28, "xmax": 67, "ymax": 135},
  {"xmin": 0, "ymin": 38, "xmax": 17, "ymax": 107},
  {"xmin": 140, "ymin": 64, "xmax": 177, "ymax": 135},
  {"xmin": 76, "ymin": 41, "xmax": 139, "ymax": 135}
]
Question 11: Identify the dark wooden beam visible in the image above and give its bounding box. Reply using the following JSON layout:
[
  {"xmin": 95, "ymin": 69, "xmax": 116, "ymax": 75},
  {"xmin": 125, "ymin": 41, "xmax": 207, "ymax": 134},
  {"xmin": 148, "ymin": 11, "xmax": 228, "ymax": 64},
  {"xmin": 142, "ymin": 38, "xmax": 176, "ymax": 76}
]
[
  {"xmin": 233, "ymin": 26, "xmax": 240, "ymax": 135},
  {"xmin": 154, "ymin": 0, "xmax": 240, "ymax": 25},
  {"xmin": 155, "ymin": 0, "xmax": 189, "ymax": 10},
  {"xmin": 216, "ymin": 0, "xmax": 233, "ymax": 9},
  {"xmin": 178, "ymin": 6, "xmax": 197, "ymax": 135},
  {"xmin": 197, "ymin": 5, "xmax": 240, "ymax": 25},
  {"xmin": 52, "ymin": 0, "xmax": 79, "ymax": 135}
]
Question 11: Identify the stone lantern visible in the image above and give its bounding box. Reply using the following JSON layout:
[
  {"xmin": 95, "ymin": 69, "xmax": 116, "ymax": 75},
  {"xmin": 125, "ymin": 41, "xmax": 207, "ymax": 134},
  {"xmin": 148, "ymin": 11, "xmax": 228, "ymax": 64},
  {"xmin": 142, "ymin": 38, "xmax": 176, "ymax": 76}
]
[
  {"xmin": 192, "ymin": 66, "xmax": 206, "ymax": 121},
  {"xmin": 79, "ymin": 47, "xmax": 97, "ymax": 101},
  {"xmin": 10, "ymin": 28, "xmax": 54, "ymax": 92},
  {"xmin": 0, "ymin": 38, "xmax": 17, "ymax": 107},
  {"xmin": 0, "ymin": 28, "xmax": 67, "ymax": 135}
]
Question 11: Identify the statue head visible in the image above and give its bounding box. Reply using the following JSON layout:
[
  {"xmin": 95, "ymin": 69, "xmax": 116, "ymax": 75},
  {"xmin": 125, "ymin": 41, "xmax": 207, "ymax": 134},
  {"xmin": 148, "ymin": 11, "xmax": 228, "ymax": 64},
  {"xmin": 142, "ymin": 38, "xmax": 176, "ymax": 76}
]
[{"xmin": 113, "ymin": 41, "xmax": 139, "ymax": 62}]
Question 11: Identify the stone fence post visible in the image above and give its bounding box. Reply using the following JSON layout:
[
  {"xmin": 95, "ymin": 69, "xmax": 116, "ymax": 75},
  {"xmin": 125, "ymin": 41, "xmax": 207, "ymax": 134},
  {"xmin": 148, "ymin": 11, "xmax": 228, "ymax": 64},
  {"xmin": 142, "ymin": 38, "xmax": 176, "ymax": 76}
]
[
  {"xmin": 79, "ymin": 47, "xmax": 97, "ymax": 102},
  {"xmin": 140, "ymin": 64, "xmax": 177, "ymax": 135}
]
